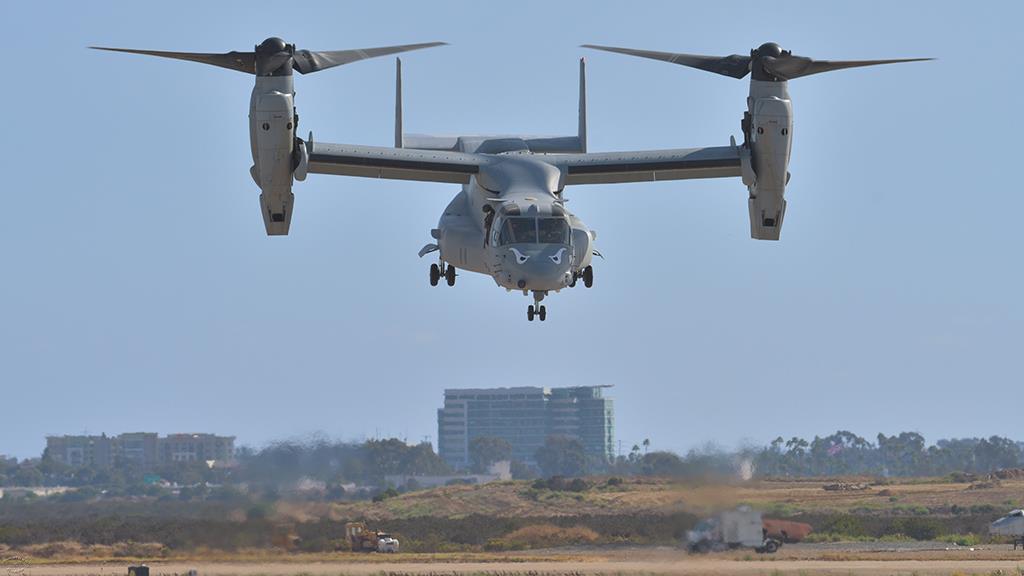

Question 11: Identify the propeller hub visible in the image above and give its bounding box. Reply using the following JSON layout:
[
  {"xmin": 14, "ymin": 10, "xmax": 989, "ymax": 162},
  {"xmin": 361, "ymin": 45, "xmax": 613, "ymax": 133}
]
[
  {"xmin": 257, "ymin": 37, "xmax": 288, "ymax": 54},
  {"xmin": 751, "ymin": 42, "xmax": 792, "ymax": 82},
  {"xmin": 756, "ymin": 42, "xmax": 784, "ymax": 58},
  {"xmin": 255, "ymin": 37, "xmax": 294, "ymax": 77}
]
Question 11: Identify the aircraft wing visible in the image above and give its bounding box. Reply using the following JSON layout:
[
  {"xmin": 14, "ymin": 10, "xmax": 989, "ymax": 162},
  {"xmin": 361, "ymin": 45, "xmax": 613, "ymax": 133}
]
[
  {"xmin": 553, "ymin": 146, "xmax": 743, "ymax": 185},
  {"xmin": 307, "ymin": 142, "xmax": 489, "ymax": 184}
]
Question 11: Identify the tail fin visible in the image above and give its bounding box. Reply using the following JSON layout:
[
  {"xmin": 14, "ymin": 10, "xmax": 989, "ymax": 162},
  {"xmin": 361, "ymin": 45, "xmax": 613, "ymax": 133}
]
[
  {"xmin": 395, "ymin": 57, "xmax": 403, "ymax": 148},
  {"xmin": 578, "ymin": 57, "xmax": 587, "ymax": 153}
]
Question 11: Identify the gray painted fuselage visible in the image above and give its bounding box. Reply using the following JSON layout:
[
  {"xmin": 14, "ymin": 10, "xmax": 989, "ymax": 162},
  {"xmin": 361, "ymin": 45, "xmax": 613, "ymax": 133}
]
[{"xmin": 433, "ymin": 150, "xmax": 593, "ymax": 296}]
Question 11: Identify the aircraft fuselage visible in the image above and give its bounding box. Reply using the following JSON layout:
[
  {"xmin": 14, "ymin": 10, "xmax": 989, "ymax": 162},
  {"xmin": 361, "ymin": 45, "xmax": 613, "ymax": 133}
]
[{"xmin": 432, "ymin": 155, "xmax": 594, "ymax": 296}]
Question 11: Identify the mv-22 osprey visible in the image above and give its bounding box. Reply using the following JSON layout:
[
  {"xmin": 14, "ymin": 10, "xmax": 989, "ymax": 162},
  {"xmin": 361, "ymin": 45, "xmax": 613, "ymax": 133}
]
[{"xmin": 94, "ymin": 39, "xmax": 929, "ymax": 321}]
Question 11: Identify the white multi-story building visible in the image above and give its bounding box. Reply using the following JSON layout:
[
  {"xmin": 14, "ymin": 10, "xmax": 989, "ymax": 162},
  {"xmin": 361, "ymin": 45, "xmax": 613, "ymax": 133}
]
[{"xmin": 437, "ymin": 386, "xmax": 614, "ymax": 470}]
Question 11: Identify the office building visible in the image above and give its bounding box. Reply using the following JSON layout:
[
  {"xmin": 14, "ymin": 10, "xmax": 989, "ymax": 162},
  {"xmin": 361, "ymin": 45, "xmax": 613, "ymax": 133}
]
[
  {"xmin": 438, "ymin": 386, "xmax": 614, "ymax": 470},
  {"xmin": 160, "ymin": 433, "xmax": 235, "ymax": 463},
  {"xmin": 45, "ymin": 432, "xmax": 234, "ymax": 469}
]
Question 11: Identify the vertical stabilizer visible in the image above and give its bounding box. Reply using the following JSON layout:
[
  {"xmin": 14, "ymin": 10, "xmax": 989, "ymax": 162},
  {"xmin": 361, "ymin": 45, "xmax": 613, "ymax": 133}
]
[
  {"xmin": 578, "ymin": 57, "xmax": 587, "ymax": 153},
  {"xmin": 395, "ymin": 58, "xmax": 403, "ymax": 148}
]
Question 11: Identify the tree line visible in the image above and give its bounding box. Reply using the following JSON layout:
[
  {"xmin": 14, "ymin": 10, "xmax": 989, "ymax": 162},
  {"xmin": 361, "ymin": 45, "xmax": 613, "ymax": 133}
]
[
  {"xmin": 4, "ymin": 431, "xmax": 1023, "ymax": 494},
  {"xmin": 753, "ymin": 431, "xmax": 1024, "ymax": 477}
]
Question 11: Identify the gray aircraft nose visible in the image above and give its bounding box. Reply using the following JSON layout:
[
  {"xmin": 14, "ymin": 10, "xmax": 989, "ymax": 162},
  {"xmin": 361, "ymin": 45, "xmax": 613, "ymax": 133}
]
[{"xmin": 508, "ymin": 246, "xmax": 572, "ymax": 291}]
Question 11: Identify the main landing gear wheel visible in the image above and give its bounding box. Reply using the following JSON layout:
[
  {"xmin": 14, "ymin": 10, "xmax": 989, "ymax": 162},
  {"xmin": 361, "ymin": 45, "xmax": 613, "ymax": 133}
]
[
  {"xmin": 583, "ymin": 265, "xmax": 594, "ymax": 288},
  {"xmin": 445, "ymin": 264, "xmax": 456, "ymax": 286},
  {"xmin": 429, "ymin": 264, "xmax": 440, "ymax": 286}
]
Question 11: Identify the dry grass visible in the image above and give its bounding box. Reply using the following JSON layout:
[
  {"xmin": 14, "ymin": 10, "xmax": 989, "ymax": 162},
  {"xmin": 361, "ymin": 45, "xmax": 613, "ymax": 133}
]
[
  {"xmin": 4, "ymin": 547, "xmax": 597, "ymax": 565},
  {"xmin": 12, "ymin": 541, "xmax": 169, "ymax": 561},
  {"xmin": 500, "ymin": 525, "xmax": 601, "ymax": 548},
  {"xmin": 268, "ymin": 477, "xmax": 1024, "ymax": 523}
]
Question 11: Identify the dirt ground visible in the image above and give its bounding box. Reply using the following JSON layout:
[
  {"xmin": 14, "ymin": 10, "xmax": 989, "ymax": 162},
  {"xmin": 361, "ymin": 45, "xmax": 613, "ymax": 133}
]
[
  {"xmin": 280, "ymin": 477, "xmax": 1024, "ymax": 522},
  {"xmin": 15, "ymin": 544, "xmax": 1024, "ymax": 576}
]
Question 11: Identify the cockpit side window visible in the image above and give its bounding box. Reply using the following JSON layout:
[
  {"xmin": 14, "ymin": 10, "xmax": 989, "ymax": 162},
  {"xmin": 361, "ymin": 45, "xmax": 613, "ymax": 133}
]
[{"xmin": 538, "ymin": 218, "xmax": 570, "ymax": 244}]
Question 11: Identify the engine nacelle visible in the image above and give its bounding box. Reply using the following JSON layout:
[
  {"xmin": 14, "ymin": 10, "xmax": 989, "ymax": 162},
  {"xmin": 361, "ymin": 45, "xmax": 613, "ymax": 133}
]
[
  {"xmin": 743, "ymin": 80, "xmax": 793, "ymax": 241},
  {"xmin": 249, "ymin": 77, "xmax": 296, "ymax": 235},
  {"xmin": 570, "ymin": 218, "xmax": 594, "ymax": 272}
]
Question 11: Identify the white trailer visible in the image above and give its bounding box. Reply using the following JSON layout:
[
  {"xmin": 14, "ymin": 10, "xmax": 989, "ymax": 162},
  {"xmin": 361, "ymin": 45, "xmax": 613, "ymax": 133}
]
[{"xmin": 687, "ymin": 507, "xmax": 781, "ymax": 554}]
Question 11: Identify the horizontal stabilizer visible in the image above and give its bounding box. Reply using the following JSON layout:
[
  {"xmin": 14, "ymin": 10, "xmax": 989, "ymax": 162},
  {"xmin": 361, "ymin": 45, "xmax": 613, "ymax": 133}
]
[{"xmin": 398, "ymin": 58, "xmax": 587, "ymax": 154}]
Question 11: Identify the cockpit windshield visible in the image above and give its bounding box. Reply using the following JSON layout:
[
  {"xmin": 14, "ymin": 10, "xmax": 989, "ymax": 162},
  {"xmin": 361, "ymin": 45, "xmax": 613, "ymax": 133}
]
[
  {"xmin": 499, "ymin": 218, "xmax": 537, "ymax": 244},
  {"xmin": 498, "ymin": 217, "xmax": 570, "ymax": 246},
  {"xmin": 538, "ymin": 218, "xmax": 570, "ymax": 244}
]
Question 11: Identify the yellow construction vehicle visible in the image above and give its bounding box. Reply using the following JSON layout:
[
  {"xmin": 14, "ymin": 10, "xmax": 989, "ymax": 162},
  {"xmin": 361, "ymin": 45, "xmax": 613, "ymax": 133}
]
[{"xmin": 344, "ymin": 522, "xmax": 400, "ymax": 553}]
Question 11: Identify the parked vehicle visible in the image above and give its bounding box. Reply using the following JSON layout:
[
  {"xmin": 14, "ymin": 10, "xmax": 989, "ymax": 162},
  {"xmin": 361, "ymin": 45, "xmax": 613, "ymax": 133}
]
[
  {"xmin": 763, "ymin": 518, "xmax": 813, "ymax": 543},
  {"xmin": 344, "ymin": 522, "xmax": 400, "ymax": 553},
  {"xmin": 687, "ymin": 507, "xmax": 783, "ymax": 554}
]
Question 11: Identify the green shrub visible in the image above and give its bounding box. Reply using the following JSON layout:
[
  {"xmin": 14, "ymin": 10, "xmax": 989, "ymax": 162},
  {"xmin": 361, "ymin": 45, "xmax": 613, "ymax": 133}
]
[
  {"xmin": 372, "ymin": 487, "xmax": 399, "ymax": 502},
  {"xmin": 821, "ymin": 515, "xmax": 868, "ymax": 538},
  {"xmin": 889, "ymin": 518, "xmax": 942, "ymax": 541}
]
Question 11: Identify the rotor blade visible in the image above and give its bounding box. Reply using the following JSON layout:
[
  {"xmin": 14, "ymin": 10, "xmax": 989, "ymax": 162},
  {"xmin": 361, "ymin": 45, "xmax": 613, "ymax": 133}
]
[
  {"xmin": 763, "ymin": 55, "xmax": 934, "ymax": 80},
  {"xmin": 293, "ymin": 41, "xmax": 447, "ymax": 74},
  {"xmin": 581, "ymin": 44, "xmax": 751, "ymax": 79},
  {"xmin": 89, "ymin": 46, "xmax": 255, "ymax": 74}
]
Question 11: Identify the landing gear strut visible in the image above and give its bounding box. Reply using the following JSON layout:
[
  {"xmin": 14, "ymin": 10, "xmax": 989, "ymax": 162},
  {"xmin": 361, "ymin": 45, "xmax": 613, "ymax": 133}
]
[
  {"xmin": 570, "ymin": 266, "xmax": 594, "ymax": 288},
  {"xmin": 429, "ymin": 260, "xmax": 456, "ymax": 287},
  {"xmin": 527, "ymin": 292, "xmax": 547, "ymax": 322}
]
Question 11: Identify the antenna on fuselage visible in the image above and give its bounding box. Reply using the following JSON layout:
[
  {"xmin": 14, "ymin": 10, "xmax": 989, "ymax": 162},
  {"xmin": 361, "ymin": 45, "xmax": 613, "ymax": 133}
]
[
  {"xmin": 395, "ymin": 57, "xmax": 403, "ymax": 148},
  {"xmin": 578, "ymin": 57, "xmax": 587, "ymax": 153}
]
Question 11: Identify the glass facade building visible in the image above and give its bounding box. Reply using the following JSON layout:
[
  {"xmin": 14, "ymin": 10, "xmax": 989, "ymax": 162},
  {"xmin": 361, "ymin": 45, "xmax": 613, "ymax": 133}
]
[{"xmin": 438, "ymin": 386, "xmax": 614, "ymax": 470}]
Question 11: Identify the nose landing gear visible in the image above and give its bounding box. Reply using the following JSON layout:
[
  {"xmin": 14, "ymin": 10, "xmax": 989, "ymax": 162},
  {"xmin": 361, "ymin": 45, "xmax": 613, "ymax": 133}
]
[{"xmin": 527, "ymin": 291, "xmax": 547, "ymax": 322}]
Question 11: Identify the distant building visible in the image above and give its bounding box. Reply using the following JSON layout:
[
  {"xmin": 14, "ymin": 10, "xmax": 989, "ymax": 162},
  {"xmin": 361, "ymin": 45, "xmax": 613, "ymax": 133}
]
[
  {"xmin": 45, "ymin": 432, "xmax": 235, "ymax": 469},
  {"xmin": 114, "ymin": 432, "xmax": 159, "ymax": 468},
  {"xmin": 45, "ymin": 435, "xmax": 114, "ymax": 468},
  {"xmin": 160, "ymin": 433, "xmax": 235, "ymax": 464},
  {"xmin": 438, "ymin": 386, "xmax": 614, "ymax": 470}
]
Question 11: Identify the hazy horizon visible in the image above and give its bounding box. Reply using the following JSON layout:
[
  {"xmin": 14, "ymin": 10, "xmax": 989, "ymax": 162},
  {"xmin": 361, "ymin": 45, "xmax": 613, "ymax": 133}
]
[{"xmin": 2, "ymin": 1, "xmax": 1021, "ymax": 461}]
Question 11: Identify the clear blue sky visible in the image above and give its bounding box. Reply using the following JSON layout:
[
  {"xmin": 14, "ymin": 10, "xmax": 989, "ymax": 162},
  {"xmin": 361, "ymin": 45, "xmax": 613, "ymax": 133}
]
[{"xmin": 1, "ymin": 1, "xmax": 1021, "ymax": 459}]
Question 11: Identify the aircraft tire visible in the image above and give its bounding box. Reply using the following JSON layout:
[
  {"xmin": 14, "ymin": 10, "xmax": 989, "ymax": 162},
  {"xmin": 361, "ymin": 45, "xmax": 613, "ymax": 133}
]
[{"xmin": 429, "ymin": 264, "xmax": 440, "ymax": 286}]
